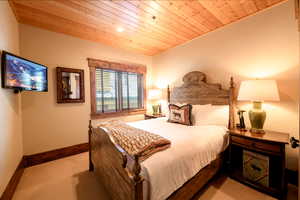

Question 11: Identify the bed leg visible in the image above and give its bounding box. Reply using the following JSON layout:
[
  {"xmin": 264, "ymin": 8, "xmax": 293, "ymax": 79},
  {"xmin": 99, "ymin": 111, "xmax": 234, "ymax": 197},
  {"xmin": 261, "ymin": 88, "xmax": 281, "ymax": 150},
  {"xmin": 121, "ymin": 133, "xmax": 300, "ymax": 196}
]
[
  {"xmin": 89, "ymin": 154, "xmax": 94, "ymax": 172},
  {"xmin": 133, "ymin": 155, "xmax": 143, "ymax": 200},
  {"xmin": 88, "ymin": 120, "xmax": 94, "ymax": 172},
  {"xmin": 135, "ymin": 181, "xmax": 143, "ymax": 200}
]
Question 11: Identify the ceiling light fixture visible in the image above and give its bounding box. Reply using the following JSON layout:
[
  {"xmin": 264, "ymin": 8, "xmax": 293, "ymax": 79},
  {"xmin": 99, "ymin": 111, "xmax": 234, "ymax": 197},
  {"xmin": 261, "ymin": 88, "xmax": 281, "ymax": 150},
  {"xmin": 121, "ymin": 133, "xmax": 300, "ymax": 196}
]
[{"xmin": 116, "ymin": 27, "xmax": 124, "ymax": 32}]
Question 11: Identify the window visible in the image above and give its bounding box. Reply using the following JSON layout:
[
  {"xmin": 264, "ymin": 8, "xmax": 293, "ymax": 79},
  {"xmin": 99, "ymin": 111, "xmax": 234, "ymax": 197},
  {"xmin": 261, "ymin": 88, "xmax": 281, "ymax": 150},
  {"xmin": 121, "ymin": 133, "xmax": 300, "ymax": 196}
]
[{"xmin": 89, "ymin": 58, "xmax": 146, "ymax": 118}]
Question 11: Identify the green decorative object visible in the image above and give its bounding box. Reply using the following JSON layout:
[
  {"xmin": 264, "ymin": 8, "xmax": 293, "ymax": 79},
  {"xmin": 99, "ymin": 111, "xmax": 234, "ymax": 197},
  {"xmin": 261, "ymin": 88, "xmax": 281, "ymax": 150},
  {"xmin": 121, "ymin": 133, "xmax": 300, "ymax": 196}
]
[
  {"xmin": 152, "ymin": 104, "xmax": 159, "ymax": 115},
  {"xmin": 238, "ymin": 80, "xmax": 280, "ymax": 134},
  {"xmin": 249, "ymin": 101, "xmax": 266, "ymax": 133}
]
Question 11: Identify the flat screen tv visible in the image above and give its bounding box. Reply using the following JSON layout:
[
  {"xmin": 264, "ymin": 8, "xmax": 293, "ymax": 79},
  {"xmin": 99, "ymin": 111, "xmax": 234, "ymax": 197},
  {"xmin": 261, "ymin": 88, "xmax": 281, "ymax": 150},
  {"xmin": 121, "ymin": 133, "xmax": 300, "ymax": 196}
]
[{"xmin": 1, "ymin": 51, "xmax": 48, "ymax": 92}]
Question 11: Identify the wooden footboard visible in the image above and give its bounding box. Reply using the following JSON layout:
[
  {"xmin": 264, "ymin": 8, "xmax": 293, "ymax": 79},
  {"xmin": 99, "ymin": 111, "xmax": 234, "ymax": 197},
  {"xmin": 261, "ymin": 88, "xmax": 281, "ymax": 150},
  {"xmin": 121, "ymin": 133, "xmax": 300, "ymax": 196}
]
[{"xmin": 88, "ymin": 120, "xmax": 143, "ymax": 200}]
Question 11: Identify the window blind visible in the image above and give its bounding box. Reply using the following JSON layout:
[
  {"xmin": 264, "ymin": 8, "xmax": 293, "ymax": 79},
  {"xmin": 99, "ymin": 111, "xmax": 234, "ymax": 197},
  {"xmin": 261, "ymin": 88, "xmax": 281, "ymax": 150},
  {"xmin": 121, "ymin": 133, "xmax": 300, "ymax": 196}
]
[{"xmin": 95, "ymin": 68, "xmax": 144, "ymax": 113}]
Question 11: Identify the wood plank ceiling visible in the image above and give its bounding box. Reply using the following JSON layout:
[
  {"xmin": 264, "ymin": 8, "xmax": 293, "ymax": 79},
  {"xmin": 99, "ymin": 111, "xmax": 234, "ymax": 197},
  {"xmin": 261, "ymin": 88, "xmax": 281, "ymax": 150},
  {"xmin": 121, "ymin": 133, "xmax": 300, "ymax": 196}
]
[{"xmin": 9, "ymin": 0, "xmax": 287, "ymax": 55}]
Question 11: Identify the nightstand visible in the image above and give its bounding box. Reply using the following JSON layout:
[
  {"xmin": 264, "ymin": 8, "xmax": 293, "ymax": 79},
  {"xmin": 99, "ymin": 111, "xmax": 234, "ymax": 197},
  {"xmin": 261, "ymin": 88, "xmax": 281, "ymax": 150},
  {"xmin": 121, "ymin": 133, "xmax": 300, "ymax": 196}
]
[
  {"xmin": 144, "ymin": 114, "xmax": 166, "ymax": 120},
  {"xmin": 228, "ymin": 129, "xmax": 289, "ymax": 199}
]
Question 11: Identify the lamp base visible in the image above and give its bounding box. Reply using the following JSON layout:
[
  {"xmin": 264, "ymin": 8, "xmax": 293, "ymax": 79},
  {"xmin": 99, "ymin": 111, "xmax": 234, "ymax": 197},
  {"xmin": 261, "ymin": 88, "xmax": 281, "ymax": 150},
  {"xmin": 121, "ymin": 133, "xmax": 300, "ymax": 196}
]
[
  {"xmin": 152, "ymin": 104, "xmax": 160, "ymax": 115},
  {"xmin": 249, "ymin": 101, "xmax": 266, "ymax": 134}
]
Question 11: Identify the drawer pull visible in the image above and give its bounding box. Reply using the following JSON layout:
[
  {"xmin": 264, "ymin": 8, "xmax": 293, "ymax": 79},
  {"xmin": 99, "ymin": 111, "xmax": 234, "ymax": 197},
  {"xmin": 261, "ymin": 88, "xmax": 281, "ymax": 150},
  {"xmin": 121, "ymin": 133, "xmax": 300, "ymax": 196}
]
[{"xmin": 251, "ymin": 164, "xmax": 261, "ymax": 172}]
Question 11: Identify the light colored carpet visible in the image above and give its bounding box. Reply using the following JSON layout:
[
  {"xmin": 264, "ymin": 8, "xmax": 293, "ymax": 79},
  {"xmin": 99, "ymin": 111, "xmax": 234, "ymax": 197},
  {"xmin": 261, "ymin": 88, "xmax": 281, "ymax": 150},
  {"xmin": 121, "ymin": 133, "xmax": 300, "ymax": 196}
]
[{"xmin": 13, "ymin": 152, "xmax": 297, "ymax": 200}]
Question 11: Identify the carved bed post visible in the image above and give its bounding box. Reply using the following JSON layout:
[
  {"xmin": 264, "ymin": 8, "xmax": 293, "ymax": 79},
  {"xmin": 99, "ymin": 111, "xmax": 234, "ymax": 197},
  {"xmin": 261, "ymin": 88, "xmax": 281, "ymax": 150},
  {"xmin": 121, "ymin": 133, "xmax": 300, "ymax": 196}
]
[
  {"xmin": 88, "ymin": 120, "xmax": 94, "ymax": 171},
  {"xmin": 167, "ymin": 85, "xmax": 170, "ymax": 103},
  {"xmin": 228, "ymin": 77, "xmax": 236, "ymax": 130},
  {"xmin": 133, "ymin": 155, "xmax": 143, "ymax": 200}
]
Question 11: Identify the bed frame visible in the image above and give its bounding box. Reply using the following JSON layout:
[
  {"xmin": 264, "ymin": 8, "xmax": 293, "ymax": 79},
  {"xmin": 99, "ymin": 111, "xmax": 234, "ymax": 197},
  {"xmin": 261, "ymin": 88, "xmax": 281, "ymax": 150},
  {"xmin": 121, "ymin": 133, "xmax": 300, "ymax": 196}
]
[{"xmin": 88, "ymin": 71, "xmax": 236, "ymax": 200}]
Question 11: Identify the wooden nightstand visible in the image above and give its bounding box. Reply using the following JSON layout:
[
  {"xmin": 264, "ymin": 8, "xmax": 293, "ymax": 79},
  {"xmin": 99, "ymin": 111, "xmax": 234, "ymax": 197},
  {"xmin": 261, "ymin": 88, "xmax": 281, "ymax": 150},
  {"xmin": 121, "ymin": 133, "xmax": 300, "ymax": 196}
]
[
  {"xmin": 144, "ymin": 114, "xmax": 166, "ymax": 120},
  {"xmin": 228, "ymin": 129, "xmax": 289, "ymax": 199}
]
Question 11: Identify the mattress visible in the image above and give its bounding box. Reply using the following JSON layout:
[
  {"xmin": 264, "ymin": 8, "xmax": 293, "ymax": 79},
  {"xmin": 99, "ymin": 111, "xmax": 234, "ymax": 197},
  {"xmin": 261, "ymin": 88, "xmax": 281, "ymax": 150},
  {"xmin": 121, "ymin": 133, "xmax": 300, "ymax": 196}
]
[{"xmin": 127, "ymin": 117, "xmax": 229, "ymax": 200}]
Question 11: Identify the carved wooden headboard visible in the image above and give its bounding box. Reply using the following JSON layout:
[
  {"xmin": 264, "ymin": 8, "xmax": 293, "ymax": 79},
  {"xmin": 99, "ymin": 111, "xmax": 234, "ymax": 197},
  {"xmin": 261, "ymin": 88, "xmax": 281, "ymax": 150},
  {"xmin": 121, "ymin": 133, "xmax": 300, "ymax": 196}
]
[{"xmin": 167, "ymin": 71, "xmax": 236, "ymax": 129}]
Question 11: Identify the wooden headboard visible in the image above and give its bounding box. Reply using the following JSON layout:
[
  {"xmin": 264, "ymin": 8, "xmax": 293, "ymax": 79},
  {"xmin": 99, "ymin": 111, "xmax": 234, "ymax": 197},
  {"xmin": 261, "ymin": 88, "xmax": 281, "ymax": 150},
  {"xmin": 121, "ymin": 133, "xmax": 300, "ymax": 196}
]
[{"xmin": 167, "ymin": 71, "xmax": 236, "ymax": 129}]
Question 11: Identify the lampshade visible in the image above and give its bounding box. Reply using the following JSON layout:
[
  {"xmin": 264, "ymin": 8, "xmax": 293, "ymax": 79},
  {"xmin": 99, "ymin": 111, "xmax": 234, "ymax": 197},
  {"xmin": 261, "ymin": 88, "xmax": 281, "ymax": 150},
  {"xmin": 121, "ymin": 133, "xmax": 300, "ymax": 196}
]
[
  {"xmin": 148, "ymin": 89, "xmax": 162, "ymax": 100},
  {"xmin": 238, "ymin": 80, "xmax": 280, "ymax": 101}
]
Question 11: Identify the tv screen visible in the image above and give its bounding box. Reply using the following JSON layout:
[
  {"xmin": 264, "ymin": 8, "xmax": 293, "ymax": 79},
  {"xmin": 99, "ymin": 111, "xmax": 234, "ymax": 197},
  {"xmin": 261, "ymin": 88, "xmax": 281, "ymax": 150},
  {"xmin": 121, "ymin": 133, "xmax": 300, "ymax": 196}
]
[{"xmin": 1, "ymin": 51, "xmax": 48, "ymax": 92}]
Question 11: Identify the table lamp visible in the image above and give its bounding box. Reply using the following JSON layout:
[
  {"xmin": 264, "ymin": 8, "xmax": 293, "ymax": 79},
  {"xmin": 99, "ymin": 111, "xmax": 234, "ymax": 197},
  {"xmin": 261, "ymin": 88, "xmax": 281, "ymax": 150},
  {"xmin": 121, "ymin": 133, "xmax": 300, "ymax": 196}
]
[
  {"xmin": 148, "ymin": 88, "xmax": 162, "ymax": 115},
  {"xmin": 238, "ymin": 80, "xmax": 280, "ymax": 133}
]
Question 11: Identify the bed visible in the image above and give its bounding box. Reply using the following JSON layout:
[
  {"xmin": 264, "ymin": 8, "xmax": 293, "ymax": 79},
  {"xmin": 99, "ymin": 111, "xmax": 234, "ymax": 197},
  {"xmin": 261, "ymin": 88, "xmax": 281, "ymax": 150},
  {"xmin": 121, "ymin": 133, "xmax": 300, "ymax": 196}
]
[{"xmin": 88, "ymin": 71, "xmax": 236, "ymax": 200}]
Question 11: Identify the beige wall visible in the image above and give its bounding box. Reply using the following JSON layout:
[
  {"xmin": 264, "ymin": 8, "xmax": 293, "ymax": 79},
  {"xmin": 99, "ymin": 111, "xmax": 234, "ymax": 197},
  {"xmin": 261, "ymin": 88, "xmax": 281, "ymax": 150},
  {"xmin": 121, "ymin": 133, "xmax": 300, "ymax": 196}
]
[
  {"xmin": 0, "ymin": 1, "xmax": 23, "ymax": 195},
  {"xmin": 152, "ymin": 0, "xmax": 299, "ymax": 170},
  {"xmin": 20, "ymin": 24, "xmax": 153, "ymax": 155}
]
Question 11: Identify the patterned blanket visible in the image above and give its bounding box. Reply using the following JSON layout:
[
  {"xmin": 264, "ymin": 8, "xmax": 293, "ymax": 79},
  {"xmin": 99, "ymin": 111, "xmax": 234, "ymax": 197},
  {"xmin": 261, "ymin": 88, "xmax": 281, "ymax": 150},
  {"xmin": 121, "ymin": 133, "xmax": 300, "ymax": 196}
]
[{"xmin": 98, "ymin": 121, "xmax": 171, "ymax": 162}]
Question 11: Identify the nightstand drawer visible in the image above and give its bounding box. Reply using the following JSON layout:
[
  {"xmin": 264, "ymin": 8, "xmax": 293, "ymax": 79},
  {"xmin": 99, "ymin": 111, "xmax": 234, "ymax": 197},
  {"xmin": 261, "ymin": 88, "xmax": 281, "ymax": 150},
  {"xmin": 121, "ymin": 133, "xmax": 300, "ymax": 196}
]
[{"xmin": 231, "ymin": 136, "xmax": 281, "ymax": 153}]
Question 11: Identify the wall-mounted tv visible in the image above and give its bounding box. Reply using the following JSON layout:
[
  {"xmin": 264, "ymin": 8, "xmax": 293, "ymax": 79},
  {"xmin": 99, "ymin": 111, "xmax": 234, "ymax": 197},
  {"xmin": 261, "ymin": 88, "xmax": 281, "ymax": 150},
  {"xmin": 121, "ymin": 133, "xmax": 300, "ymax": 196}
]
[{"xmin": 1, "ymin": 51, "xmax": 48, "ymax": 92}]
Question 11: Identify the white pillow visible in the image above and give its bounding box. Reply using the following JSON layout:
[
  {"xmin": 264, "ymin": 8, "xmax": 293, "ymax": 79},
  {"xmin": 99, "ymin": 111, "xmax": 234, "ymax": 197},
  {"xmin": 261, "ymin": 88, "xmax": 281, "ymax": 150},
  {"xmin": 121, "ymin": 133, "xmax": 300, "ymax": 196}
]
[
  {"xmin": 191, "ymin": 104, "xmax": 212, "ymax": 125},
  {"xmin": 194, "ymin": 105, "xmax": 229, "ymax": 126}
]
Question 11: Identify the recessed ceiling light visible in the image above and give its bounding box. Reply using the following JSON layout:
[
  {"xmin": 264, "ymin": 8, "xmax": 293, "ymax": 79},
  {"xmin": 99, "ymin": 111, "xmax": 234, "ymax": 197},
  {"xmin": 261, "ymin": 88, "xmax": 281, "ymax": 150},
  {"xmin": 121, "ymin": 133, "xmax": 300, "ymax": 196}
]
[{"xmin": 116, "ymin": 27, "xmax": 124, "ymax": 32}]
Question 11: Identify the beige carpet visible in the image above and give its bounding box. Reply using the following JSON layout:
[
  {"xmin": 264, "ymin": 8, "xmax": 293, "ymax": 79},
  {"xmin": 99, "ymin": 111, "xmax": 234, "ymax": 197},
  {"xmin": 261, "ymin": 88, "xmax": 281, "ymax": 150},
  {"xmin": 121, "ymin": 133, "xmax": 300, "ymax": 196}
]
[{"xmin": 13, "ymin": 152, "xmax": 297, "ymax": 200}]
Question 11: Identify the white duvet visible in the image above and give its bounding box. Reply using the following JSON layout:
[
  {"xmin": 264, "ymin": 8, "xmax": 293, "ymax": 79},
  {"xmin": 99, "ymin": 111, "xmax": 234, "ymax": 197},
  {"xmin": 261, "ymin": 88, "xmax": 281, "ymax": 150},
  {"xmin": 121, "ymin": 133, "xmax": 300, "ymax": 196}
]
[{"xmin": 127, "ymin": 118, "xmax": 229, "ymax": 200}]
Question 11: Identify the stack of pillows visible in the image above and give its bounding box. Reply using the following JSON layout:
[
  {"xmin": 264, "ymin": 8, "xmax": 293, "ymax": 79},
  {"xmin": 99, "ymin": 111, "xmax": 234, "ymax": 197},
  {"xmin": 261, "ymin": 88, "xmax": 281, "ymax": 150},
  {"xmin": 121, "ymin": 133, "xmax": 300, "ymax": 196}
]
[{"xmin": 167, "ymin": 103, "xmax": 229, "ymax": 127}]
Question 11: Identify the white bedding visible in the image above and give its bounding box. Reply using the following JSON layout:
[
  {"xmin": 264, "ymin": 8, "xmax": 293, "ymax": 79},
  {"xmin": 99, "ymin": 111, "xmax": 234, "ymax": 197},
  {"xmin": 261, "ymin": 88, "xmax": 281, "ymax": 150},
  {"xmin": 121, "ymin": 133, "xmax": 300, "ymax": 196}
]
[{"xmin": 127, "ymin": 118, "xmax": 229, "ymax": 200}]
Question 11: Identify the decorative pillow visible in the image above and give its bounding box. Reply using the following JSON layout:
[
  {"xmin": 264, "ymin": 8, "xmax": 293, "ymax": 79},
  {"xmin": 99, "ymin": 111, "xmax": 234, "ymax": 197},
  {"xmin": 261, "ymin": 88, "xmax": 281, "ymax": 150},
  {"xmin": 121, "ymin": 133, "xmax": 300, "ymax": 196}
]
[
  {"xmin": 168, "ymin": 104, "xmax": 192, "ymax": 126},
  {"xmin": 165, "ymin": 103, "xmax": 186, "ymax": 119}
]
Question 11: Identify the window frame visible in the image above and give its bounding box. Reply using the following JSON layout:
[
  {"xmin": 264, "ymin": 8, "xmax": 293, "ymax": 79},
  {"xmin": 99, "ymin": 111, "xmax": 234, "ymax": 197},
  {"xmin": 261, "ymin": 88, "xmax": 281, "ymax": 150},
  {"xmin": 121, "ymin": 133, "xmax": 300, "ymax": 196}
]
[{"xmin": 88, "ymin": 58, "xmax": 147, "ymax": 119}]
